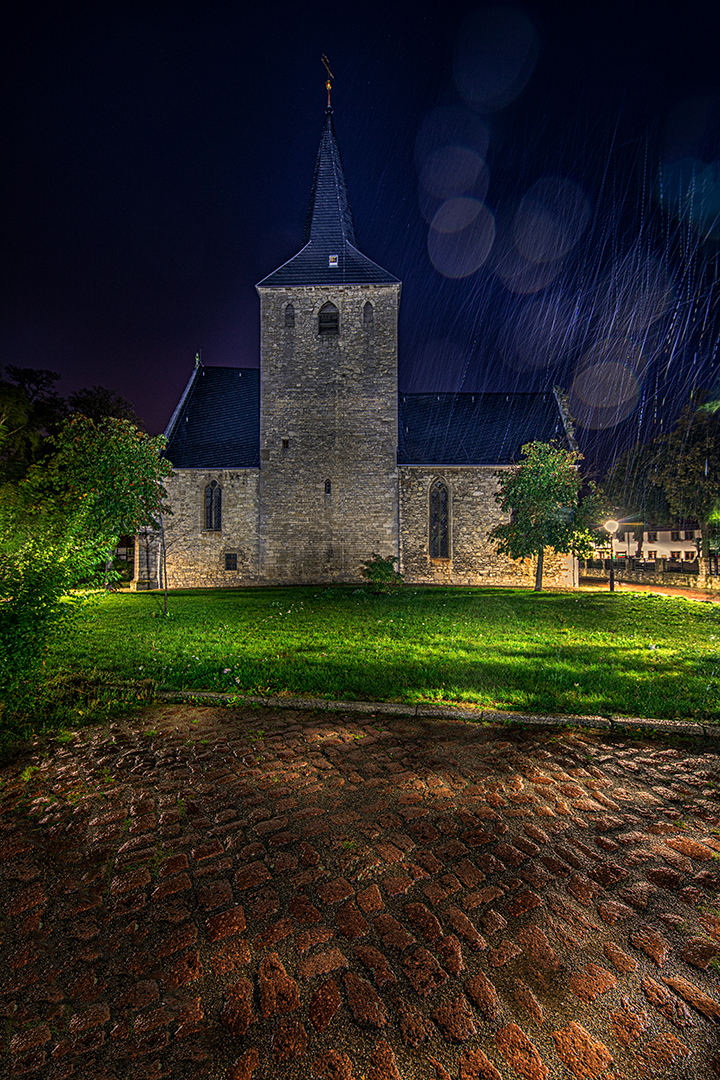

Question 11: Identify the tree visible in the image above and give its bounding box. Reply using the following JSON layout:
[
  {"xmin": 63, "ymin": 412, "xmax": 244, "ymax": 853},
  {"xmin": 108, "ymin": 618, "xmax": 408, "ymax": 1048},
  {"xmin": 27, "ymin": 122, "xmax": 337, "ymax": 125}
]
[
  {"xmin": 68, "ymin": 385, "xmax": 143, "ymax": 428},
  {"xmin": 605, "ymin": 397, "xmax": 720, "ymax": 555},
  {"xmin": 0, "ymin": 367, "xmax": 67, "ymax": 482},
  {"xmin": 0, "ymin": 415, "xmax": 172, "ymax": 721},
  {"xmin": 489, "ymin": 441, "xmax": 607, "ymax": 591},
  {"xmin": 655, "ymin": 401, "xmax": 720, "ymax": 555}
]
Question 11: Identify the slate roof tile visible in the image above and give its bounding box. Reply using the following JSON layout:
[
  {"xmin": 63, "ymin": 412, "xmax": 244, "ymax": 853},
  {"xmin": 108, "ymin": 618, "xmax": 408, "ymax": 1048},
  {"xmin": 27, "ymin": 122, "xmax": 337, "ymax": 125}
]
[{"xmin": 163, "ymin": 366, "xmax": 259, "ymax": 469}]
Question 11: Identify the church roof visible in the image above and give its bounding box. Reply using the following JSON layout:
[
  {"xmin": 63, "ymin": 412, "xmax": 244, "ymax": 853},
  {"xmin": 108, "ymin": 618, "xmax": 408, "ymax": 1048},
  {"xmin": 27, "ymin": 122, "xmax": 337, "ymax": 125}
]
[
  {"xmin": 162, "ymin": 368, "xmax": 567, "ymax": 472},
  {"xmin": 257, "ymin": 109, "xmax": 399, "ymax": 287},
  {"xmin": 398, "ymin": 392, "xmax": 569, "ymax": 465},
  {"xmin": 163, "ymin": 365, "xmax": 259, "ymax": 468}
]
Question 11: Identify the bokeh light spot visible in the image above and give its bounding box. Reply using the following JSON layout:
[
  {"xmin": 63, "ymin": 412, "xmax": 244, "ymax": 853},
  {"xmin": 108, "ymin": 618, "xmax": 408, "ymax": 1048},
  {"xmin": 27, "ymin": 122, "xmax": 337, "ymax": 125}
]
[
  {"xmin": 428, "ymin": 198, "xmax": 495, "ymax": 278},
  {"xmin": 569, "ymin": 357, "xmax": 640, "ymax": 429},
  {"xmin": 512, "ymin": 176, "xmax": 591, "ymax": 263},
  {"xmin": 419, "ymin": 146, "xmax": 489, "ymax": 201}
]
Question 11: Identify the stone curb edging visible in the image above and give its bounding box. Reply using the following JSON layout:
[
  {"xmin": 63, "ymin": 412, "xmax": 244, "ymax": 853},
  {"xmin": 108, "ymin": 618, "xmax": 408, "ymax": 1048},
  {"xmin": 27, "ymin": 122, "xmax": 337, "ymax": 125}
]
[{"xmin": 150, "ymin": 688, "xmax": 718, "ymax": 740}]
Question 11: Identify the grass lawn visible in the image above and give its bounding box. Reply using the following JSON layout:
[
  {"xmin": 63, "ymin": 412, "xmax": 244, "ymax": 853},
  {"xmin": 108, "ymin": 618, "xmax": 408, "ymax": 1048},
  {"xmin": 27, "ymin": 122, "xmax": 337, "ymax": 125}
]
[{"xmin": 44, "ymin": 585, "xmax": 720, "ymax": 725}]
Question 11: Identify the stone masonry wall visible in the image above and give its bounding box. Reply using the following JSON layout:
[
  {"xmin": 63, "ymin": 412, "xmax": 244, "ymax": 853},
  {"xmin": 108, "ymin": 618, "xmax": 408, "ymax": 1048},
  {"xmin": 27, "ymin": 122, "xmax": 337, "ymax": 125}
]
[
  {"xmin": 399, "ymin": 466, "xmax": 576, "ymax": 588},
  {"xmin": 161, "ymin": 469, "xmax": 259, "ymax": 588},
  {"xmin": 256, "ymin": 283, "xmax": 400, "ymax": 583}
]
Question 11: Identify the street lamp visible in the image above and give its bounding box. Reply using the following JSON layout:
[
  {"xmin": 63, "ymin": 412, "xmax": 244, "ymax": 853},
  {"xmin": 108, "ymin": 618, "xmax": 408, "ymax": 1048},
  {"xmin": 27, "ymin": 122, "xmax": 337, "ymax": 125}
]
[{"xmin": 604, "ymin": 519, "xmax": 619, "ymax": 591}]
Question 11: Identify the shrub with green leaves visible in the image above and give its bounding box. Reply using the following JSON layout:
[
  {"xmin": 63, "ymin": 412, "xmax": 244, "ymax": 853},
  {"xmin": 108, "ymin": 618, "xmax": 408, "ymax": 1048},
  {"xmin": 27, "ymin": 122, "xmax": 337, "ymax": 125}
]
[{"xmin": 361, "ymin": 553, "xmax": 403, "ymax": 593}]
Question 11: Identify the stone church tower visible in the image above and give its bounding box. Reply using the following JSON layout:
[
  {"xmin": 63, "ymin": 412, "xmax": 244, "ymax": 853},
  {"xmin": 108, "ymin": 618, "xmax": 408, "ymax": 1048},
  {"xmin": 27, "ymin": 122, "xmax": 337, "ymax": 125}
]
[{"xmin": 255, "ymin": 108, "xmax": 401, "ymax": 582}]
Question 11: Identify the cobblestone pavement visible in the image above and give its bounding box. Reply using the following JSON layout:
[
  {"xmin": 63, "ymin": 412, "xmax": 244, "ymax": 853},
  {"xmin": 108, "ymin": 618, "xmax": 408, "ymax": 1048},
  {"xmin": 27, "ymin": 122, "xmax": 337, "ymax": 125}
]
[{"xmin": 2, "ymin": 705, "xmax": 720, "ymax": 1080}]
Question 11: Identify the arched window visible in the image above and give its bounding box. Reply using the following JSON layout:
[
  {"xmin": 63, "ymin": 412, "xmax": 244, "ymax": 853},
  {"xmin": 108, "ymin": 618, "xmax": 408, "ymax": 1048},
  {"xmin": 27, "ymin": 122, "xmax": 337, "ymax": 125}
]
[
  {"xmin": 205, "ymin": 480, "xmax": 222, "ymax": 531},
  {"xmin": 363, "ymin": 301, "xmax": 374, "ymax": 329},
  {"xmin": 284, "ymin": 303, "xmax": 295, "ymax": 329},
  {"xmin": 325, "ymin": 479, "xmax": 332, "ymax": 495},
  {"xmin": 318, "ymin": 301, "xmax": 339, "ymax": 335},
  {"xmin": 430, "ymin": 479, "xmax": 449, "ymax": 558}
]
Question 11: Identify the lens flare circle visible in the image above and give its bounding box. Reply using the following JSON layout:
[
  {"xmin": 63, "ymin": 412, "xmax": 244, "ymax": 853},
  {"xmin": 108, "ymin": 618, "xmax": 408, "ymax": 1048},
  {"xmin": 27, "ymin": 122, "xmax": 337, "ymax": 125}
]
[
  {"xmin": 513, "ymin": 176, "xmax": 591, "ymax": 264},
  {"xmin": 419, "ymin": 146, "xmax": 489, "ymax": 201},
  {"xmin": 428, "ymin": 198, "xmax": 495, "ymax": 278},
  {"xmin": 569, "ymin": 358, "xmax": 640, "ymax": 430}
]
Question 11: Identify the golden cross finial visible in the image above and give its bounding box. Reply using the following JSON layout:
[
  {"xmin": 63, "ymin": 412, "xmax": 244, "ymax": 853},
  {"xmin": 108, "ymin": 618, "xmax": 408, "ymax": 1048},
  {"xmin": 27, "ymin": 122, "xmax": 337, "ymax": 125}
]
[{"xmin": 321, "ymin": 55, "xmax": 334, "ymax": 107}]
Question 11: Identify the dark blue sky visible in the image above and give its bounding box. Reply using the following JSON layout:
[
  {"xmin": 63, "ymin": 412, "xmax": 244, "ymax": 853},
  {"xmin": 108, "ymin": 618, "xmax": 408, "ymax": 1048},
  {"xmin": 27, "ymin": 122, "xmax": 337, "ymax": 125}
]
[{"xmin": 3, "ymin": 0, "xmax": 720, "ymax": 471}]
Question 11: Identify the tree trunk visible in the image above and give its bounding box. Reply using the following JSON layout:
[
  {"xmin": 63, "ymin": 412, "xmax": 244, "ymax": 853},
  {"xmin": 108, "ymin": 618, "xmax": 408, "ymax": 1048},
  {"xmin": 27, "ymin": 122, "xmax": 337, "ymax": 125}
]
[{"xmin": 534, "ymin": 547, "xmax": 544, "ymax": 591}]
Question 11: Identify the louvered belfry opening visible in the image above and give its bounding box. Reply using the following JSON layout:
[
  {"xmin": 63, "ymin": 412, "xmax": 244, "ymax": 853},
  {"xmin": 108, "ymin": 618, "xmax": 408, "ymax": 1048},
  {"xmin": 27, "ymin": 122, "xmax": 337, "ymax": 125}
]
[
  {"xmin": 205, "ymin": 479, "xmax": 222, "ymax": 531},
  {"xmin": 284, "ymin": 303, "xmax": 295, "ymax": 328},
  {"xmin": 430, "ymin": 479, "xmax": 449, "ymax": 558},
  {"xmin": 363, "ymin": 301, "xmax": 374, "ymax": 328},
  {"xmin": 318, "ymin": 301, "xmax": 339, "ymax": 334}
]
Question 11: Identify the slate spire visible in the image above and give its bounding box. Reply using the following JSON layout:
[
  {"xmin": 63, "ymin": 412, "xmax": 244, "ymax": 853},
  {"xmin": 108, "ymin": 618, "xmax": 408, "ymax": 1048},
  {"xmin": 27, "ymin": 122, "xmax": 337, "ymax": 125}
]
[
  {"xmin": 257, "ymin": 105, "xmax": 398, "ymax": 287},
  {"xmin": 301, "ymin": 108, "xmax": 357, "ymax": 248}
]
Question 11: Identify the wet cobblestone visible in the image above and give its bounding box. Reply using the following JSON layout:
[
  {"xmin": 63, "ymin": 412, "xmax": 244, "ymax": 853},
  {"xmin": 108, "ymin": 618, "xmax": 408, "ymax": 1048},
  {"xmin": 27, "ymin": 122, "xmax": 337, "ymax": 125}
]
[{"xmin": 1, "ymin": 704, "xmax": 720, "ymax": 1077}]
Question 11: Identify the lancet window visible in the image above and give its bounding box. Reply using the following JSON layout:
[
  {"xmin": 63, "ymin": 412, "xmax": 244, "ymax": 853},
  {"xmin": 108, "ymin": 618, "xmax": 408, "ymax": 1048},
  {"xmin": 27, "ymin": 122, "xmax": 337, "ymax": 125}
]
[
  {"xmin": 205, "ymin": 480, "xmax": 222, "ymax": 531},
  {"xmin": 430, "ymin": 479, "xmax": 450, "ymax": 559}
]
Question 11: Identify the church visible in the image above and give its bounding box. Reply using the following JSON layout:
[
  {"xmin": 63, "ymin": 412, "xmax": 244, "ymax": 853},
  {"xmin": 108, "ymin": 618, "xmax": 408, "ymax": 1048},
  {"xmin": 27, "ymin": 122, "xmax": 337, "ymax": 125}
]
[{"xmin": 134, "ymin": 102, "xmax": 577, "ymax": 591}]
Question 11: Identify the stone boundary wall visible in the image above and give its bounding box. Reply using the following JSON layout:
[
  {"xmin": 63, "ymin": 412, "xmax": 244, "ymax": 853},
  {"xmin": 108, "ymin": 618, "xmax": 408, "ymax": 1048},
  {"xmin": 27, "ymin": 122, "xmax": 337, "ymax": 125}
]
[
  {"xmin": 582, "ymin": 564, "xmax": 720, "ymax": 592},
  {"xmin": 398, "ymin": 465, "xmax": 576, "ymax": 588}
]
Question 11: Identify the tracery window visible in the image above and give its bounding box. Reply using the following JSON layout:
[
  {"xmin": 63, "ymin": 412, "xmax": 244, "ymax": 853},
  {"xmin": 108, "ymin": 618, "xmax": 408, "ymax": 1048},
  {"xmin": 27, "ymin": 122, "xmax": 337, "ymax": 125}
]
[
  {"xmin": 205, "ymin": 480, "xmax": 222, "ymax": 531},
  {"xmin": 284, "ymin": 303, "xmax": 295, "ymax": 328},
  {"xmin": 363, "ymin": 301, "xmax": 374, "ymax": 329},
  {"xmin": 319, "ymin": 302, "xmax": 339, "ymax": 335},
  {"xmin": 430, "ymin": 479, "xmax": 450, "ymax": 559}
]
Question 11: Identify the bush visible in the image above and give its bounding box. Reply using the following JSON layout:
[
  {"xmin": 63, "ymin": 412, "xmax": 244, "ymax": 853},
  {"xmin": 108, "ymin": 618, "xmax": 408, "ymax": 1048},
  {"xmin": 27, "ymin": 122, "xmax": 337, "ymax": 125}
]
[{"xmin": 361, "ymin": 553, "xmax": 403, "ymax": 593}]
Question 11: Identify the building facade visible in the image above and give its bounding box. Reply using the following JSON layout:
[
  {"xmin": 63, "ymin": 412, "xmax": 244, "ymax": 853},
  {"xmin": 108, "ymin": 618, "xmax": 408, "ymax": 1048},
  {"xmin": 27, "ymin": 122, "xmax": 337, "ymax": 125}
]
[{"xmin": 135, "ymin": 106, "xmax": 577, "ymax": 591}]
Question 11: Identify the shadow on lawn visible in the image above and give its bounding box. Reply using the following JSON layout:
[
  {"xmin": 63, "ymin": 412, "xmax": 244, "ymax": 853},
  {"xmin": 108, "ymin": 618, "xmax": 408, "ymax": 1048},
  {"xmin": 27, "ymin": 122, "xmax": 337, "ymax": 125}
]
[{"xmin": 178, "ymin": 641, "xmax": 715, "ymax": 723}]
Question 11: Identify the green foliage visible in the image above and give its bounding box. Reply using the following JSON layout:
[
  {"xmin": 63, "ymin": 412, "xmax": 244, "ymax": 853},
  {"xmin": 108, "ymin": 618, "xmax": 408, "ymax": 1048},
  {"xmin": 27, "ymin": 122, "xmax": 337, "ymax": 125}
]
[
  {"xmin": 605, "ymin": 398, "xmax": 720, "ymax": 551},
  {"xmin": 0, "ymin": 367, "xmax": 67, "ymax": 482},
  {"xmin": 489, "ymin": 441, "xmax": 608, "ymax": 590},
  {"xmin": 361, "ymin": 553, "xmax": 403, "ymax": 592},
  {"xmin": 0, "ymin": 415, "xmax": 172, "ymax": 726},
  {"xmin": 67, "ymin": 385, "xmax": 143, "ymax": 427}
]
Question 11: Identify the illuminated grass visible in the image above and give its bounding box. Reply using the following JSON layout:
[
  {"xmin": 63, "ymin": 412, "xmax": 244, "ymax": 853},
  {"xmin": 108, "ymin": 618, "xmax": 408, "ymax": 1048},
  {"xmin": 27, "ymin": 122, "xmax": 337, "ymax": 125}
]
[{"xmin": 42, "ymin": 585, "xmax": 720, "ymax": 724}]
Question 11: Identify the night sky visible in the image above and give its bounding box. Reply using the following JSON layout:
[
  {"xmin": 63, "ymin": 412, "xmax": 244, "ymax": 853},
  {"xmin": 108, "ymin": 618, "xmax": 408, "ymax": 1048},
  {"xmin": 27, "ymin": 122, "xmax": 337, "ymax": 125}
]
[{"xmin": 3, "ymin": 1, "xmax": 720, "ymax": 473}]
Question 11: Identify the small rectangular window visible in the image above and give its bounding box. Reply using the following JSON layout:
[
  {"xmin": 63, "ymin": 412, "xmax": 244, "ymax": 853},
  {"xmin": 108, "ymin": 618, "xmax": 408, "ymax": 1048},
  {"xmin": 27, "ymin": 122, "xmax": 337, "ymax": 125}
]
[
  {"xmin": 647, "ymin": 531, "xmax": 657, "ymax": 542},
  {"xmin": 671, "ymin": 530, "xmax": 681, "ymax": 541},
  {"xmin": 282, "ymin": 439, "xmax": 289, "ymax": 449},
  {"xmin": 684, "ymin": 530, "xmax": 694, "ymax": 540},
  {"xmin": 225, "ymin": 553, "xmax": 237, "ymax": 571},
  {"xmin": 648, "ymin": 550, "xmax": 657, "ymax": 560},
  {"xmin": 684, "ymin": 551, "xmax": 696, "ymax": 560},
  {"xmin": 670, "ymin": 551, "xmax": 681, "ymax": 560}
]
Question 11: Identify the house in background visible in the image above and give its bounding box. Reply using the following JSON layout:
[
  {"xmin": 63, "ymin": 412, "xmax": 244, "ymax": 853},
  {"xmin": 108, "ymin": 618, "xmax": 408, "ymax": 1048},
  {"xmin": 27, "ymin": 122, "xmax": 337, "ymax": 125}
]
[
  {"xmin": 134, "ymin": 102, "xmax": 577, "ymax": 591},
  {"xmin": 609, "ymin": 525, "xmax": 700, "ymax": 563}
]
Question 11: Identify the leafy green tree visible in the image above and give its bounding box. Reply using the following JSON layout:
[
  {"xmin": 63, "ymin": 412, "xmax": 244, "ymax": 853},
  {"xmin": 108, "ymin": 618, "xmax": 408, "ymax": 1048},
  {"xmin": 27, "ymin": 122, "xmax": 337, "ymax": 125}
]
[
  {"xmin": 489, "ymin": 441, "xmax": 607, "ymax": 591},
  {"xmin": 68, "ymin": 385, "xmax": 143, "ymax": 427},
  {"xmin": 655, "ymin": 401, "xmax": 720, "ymax": 555},
  {"xmin": 0, "ymin": 367, "xmax": 67, "ymax": 481},
  {"xmin": 0, "ymin": 415, "xmax": 172, "ymax": 723},
  {"xmin": 605, "ymin": 398, "xmax": 720, "ymax": 555}
]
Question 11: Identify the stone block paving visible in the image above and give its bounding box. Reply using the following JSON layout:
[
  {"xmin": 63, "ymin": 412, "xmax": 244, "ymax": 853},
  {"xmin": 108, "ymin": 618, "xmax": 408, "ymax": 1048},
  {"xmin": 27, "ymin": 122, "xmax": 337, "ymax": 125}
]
[{"xmin": 1, "ymin": 705, "xmax": 720, "ymax": 1078}]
